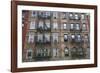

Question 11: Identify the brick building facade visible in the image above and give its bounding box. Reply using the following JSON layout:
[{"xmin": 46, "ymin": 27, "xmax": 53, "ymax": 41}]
[{"xmin": 22, "ymin": 10, "xmax": 90, "ymax": 62}]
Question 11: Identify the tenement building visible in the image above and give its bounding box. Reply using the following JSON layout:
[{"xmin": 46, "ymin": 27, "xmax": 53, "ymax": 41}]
[{"xmin": 22, "ymin": 10, "xmax": 90, "ymax": 62}]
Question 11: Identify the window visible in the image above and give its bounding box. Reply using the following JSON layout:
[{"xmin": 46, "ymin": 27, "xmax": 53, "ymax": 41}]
[
  {"xmin": 62, "ymin": 12, "xmax": 66, "ymax": 19},
  {"xmin": 27, "ymin": 49, "xmax": 33, "ymax": 59},
  {"xmin": 64, "ymin": 47, "xmax": 69, "ymax": 56},
  {"xmin": 70, "ymin": 24, "xmax": 74, "ymax": 30},
  {"xmin": 44, "ymin": 34, "xmax": 50, "ymax": 43},
  {"xmin": 38, "ymin": 21, "xmax": 44, "ymax": 28},
  {"xmin": 75, "ymin": 14, "xmax": 79, "ymax": 20},
  {"xmin": 37, "ymin": 34, "xmax": 43, "ymax": 43},
  {"xmin": 84, "ymin": 34, "xmax": 89, "ymax": 43},
  {"xmin": 69, "ymin": 13, "xmax": 73, "ymax": 17},
  {"xmin": 77, "ymin": 48, "xmax": 84, "ymax": 56},
  {"xmin": 53, "ymin": 12, "xmax": 58, "ymax": 19},
  {"xmin": 45, "ymin": 20, "xmax": 50, "ymax": 29},
  {"xmin": 64, "ymin": 34, "xmax": 68, "ymax": 42},
  {"xmin": 32, "ymin": 11, "xmax": 37, "ymax": 17},
  {"xmin": 45, "ymin": 11, "xmax": 50, "ymax": 16},
  {"xmin": 76, "ymin": 34, "xmax": 81, "ymax": 42},
  {"xmin": 71, "ymin": 47, "xmax": 77, "ymax": 57},
  {"xmin": 71, "ymin": 34, "xmax": 75, "ymax": 40},
  {"xmin": 81, "ymin": 14, "xmax": 85, "ymax": 20},
  {"xmin": 63, "ymin": 23, "xmax": 67, "ymax": 29},
  {"xmin": 52, "ymin": 22, "xmax": 58, "ymax": 29},
  {"xmin": 29, "ymin": 21, "xmax": 36, "ymax": 29},
  {"xmin": 28, "ymin": 33, "xmax": 34, "ymax": 43},
  {"xmin": 36, "ymin": 48, "xmax": 49, "ymax": 57},
  {"xmin": 69, "ymin": 13, "xmax": 74, "ymax": 20},
  {"xmin": 53, "ymin": 48, "xmax": 59, "ymax": 57},
  {"xmin": 43, "ymin": 49, "xmax": 48, "ymax": 56},
  {"xmin": 36, "ymin": 48, "xmax": 42, "ymax": 56},
  {"xmin": 82, "ymin": 23, "xmax": 87, "ymax": 31},
  {"xmin": 52, "ymin": 33, "xmax": 58, "ymax": 43},
  {"xmin": 75, "ymin": 24, "xmax": 80, "ymax": 30}
]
